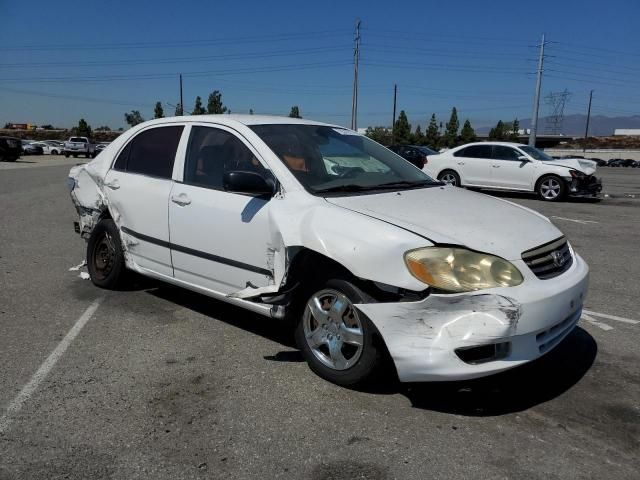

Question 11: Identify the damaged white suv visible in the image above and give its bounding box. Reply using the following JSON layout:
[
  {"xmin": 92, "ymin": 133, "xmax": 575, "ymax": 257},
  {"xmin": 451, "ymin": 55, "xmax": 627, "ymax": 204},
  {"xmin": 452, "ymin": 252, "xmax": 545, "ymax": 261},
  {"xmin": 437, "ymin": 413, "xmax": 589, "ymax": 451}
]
[{"xmin": 68, "ymin": 116, "xmax": 589, "ymax": 386}]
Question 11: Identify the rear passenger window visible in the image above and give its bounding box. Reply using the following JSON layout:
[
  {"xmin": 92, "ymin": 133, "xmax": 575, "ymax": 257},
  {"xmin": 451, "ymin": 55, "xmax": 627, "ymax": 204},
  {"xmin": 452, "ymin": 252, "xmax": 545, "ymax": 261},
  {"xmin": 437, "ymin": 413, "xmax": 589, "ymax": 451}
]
[
  {"xmin": 184, "ymin": 126, "xmax": 265, "ymax": 190},
  {"xmin": 456, "ymin": 145, "xmax": 492, "ymax": 159},
  {"xmin": 115, "ymin": 126, "xmax": 184, "ymax": 178}
]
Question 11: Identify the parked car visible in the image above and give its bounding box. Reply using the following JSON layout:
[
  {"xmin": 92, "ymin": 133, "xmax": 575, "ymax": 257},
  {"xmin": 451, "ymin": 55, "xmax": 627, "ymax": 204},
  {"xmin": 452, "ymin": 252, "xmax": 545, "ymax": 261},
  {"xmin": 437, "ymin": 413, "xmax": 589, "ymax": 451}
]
[
  {"xmin": 68, "ymin": 116, "xmax": 590, "ymax": 386},
  {"xmin": 387, "ymin": 145, "xmax": 437, "ymax": 169},
  {"xmin": 63, "ymin": 136, "xmax": 97, "ymax": 158},
  {"xmin": 21, "ymin": 140, "xmax": 44, "ymax": 155},
  {"xmin": 0, "ymin": 136, "xmax": 21, "ymax": 161},
  {"xmin": 623, "ymin": 159, "xmax": 639, "ymax": 168},
  {"xmin": 589, "ymin": 158, "xmax": 608, "ymax": 167},
  {"xmin": 608, "ymin": 159, "xmax": 625, "ymax": 167},
  {"xmin": 95, "ymin": 142, "xmax": 110, "ymax": 154},
  {"xmin": 43, "ymin": 140, "xmax": 65, "ymax": 154},
  {"xmin": 425, "ymin": 142, "xmax": 602, "ymax": 201},
  {"xmin": 31, "ymin": 141, "xmax": 62, "ymax": 155}
]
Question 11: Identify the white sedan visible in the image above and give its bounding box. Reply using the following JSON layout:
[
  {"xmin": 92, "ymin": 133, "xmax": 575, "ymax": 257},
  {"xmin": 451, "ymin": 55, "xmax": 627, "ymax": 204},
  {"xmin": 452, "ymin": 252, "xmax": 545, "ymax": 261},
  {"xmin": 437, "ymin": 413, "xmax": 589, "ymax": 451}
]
[
  {"xmin": 68, "ymin": 116, "xmax": 589, "ymax": 386},
  {"xmin": 32, "ymin": 141, "xmax": 63, "ymax": 155},
  {"xmin": 425, "ymin": 141, "xmax": 602, "ymax": 201}
]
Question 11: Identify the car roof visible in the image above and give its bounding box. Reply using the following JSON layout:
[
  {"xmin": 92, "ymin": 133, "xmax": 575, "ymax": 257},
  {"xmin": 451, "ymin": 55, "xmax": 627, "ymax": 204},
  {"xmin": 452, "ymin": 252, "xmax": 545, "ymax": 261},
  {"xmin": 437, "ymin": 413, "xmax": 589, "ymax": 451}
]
[
  {"xmin": 456, "ymin": 141, "xmax": 528, "ymax": 148},
  {"xmin": 138, "ymin": 114, "xmax": 344, "ymax": 129}
]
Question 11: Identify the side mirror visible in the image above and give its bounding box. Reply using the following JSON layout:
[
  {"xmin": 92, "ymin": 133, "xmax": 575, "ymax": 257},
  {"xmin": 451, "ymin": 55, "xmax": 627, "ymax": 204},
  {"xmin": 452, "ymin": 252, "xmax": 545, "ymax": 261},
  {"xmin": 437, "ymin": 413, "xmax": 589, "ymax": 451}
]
[
  {"xmin": 517, "ymin": 155, "xmax": 529, "ymax": 162},
  {"xmin": 223, "ymin": 170, "xmax": 276, "ymax": 197}
]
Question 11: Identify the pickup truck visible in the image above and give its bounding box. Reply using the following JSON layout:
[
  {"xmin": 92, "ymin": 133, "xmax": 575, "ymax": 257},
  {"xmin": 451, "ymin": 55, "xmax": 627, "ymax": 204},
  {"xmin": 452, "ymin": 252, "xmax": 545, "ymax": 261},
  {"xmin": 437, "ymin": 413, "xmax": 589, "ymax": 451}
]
[{"xmin": 63, "ymin": 137, "xmax": 97, "ymax": 158}]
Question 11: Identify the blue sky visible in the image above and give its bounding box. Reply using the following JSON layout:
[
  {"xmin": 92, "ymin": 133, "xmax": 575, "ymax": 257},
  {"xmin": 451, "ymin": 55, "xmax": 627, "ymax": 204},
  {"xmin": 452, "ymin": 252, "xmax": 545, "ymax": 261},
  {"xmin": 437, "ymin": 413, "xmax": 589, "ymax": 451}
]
[{"xmin": 1, "ymin": 0, "xmax": 639, "ymax": 130}]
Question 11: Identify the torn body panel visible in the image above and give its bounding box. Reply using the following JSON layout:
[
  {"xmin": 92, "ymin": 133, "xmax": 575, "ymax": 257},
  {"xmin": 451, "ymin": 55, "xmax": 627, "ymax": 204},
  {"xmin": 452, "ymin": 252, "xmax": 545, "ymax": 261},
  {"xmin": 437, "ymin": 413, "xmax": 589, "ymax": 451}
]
[{"xmin": 355, "ymin": 255, "xmax": 589, "ymax": 382}]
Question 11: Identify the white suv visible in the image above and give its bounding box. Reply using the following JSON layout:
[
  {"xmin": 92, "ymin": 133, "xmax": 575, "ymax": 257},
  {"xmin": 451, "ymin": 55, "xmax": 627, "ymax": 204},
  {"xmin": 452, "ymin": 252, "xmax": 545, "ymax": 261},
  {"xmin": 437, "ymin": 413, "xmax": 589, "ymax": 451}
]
[
  {"xmin": 425, "ymin": 142, "xmax": 602, "ymax": 201},
  {"xmin": 68, "ymin": 117, "xmax": 589, "ymax": 386}
]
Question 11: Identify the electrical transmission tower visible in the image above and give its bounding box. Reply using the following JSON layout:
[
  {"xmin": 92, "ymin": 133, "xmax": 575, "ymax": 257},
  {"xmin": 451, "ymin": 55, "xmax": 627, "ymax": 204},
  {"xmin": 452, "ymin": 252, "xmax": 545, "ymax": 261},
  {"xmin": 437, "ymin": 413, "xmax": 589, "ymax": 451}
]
[{"xmin": 544, "ymin": 89, "xmax": 571, "ymax": 135}]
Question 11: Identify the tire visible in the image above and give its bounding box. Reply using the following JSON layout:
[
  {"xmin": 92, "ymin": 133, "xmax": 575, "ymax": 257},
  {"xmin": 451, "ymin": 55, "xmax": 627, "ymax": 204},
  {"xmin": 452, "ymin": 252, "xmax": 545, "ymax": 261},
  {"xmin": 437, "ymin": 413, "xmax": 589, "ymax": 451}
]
[
  {"xmin": 86, "ymin": 219, "xmax": 128, "ymax": 289},
  {"xmin": 85, "ymin": 153, "xmax": 90, "ymax": 158},
  {"xmin": 294, "ymin": 279, "xmax": 383, "ymax": 386},
  {"xmin": 64, "ymin": 153, "xmax": 70, "ymax": 158},
  {"xmin": 51, "ymin": 150, "xmax": 59, "ymax": 155},
  {"xmin": 437, "ymin": 169, "xmax": 461, "ymax": 187},
  {"xmin": 536, "ymin": 175, "xmax": 567, "ymax": 202},
  {"xmin": 73, "ymin": 154, "xmax": 78, "ymax": 158}
]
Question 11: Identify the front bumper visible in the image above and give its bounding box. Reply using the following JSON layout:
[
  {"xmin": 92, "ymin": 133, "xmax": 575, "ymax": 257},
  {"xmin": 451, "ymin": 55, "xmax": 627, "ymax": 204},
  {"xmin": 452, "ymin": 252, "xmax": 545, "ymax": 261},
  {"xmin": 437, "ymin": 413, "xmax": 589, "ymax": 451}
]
[
  {"xmin": 355, "ymin": 253, "xmax": 589, "ymax": 382},
  {"xmin": 567, "ymin": 175, "xmax": 602, "ymax": 197}
]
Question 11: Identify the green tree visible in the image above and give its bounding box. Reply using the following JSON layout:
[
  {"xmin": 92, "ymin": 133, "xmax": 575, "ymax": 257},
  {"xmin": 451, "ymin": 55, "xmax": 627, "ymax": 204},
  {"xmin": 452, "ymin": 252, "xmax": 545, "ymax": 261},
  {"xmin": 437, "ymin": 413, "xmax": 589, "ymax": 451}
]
[
  {"xmin": 206, "ymin": 90, "xmax": 227, "ymax": 114},
  {"xmin": 75, "ymin": 118, "xmax": 92, "ymax": 137},
  {"xmin": 413, "ymin": 124, "xmax": 424, "ymax": 144},
  {"xmin": 425, "ymin": 114, "xmax": 440, "ymax": 149},
  {"xmin": 393, "ymin": 110, "xmax": 411, "ymax": 144},
  {"xmin": 289, "ymin": 105, "xmax": 301, "ymax": 118},
  {"xmin": 174, "ymin": 103, "xmax": 183, "ymax": 116},
  {"xmin": 443, "ymin": 107, "xmax": 459, "ymax": 148},
  {"xmin": 459, "ymin": 119, "xmax": 476, "ymax": 144},
  {"xmin": 124, "ymin": 111, "xmax": 145, "ymax": 127},
  {"xmin": 510, "ymin": 118, "xmax": 520, "ymax": 141},
  {"xmin": 364, "ymin": 126, "xmax": 392, "ymax": 145},
  {"xmin": 192, "ymin": 96, "xmax": 206, "ymax": 115},
  {"xmin": 489, "ymin": 120, "xmax": 507, "ymax": 140},
  {"xmin": 154, "ymin": 102, "xmax": 164, "ymax": 119},
  {"xmin": 249, "ymin": 109, "xmax": 254, "ymax": 115}
]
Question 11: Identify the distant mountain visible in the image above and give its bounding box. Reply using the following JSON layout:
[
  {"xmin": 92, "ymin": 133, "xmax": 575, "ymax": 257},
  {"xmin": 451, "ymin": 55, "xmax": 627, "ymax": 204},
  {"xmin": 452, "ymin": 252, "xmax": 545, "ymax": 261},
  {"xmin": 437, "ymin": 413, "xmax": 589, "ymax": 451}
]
[{"xmin": 477, "ymin": 114, "xmax": 640, "ymax": 136}]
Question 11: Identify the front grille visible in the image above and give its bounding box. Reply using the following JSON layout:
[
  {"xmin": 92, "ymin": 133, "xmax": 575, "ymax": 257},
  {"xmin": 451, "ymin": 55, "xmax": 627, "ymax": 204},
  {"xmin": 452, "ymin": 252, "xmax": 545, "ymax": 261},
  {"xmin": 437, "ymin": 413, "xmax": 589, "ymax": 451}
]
[{"xmin": 522, "ymin": 237, "xmax": 573, "ymax": 279}]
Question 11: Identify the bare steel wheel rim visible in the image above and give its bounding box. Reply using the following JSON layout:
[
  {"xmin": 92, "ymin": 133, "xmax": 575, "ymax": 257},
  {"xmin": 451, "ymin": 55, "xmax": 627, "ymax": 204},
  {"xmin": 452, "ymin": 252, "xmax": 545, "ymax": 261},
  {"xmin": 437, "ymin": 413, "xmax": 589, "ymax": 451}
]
[
  {"xmin": 302, "ymin": 289, "xmax": 364, "ymax": 371},
  {"xmin": 440, "ymin": 173, "xmax": 457, "ymax": 186},
  {"xmin": 540, "ymin": 178, "xmax": 561, "ymax": 199},
  {"xmin": 93, "ymin": 232, "xmax": 116, "ymax": 280}
]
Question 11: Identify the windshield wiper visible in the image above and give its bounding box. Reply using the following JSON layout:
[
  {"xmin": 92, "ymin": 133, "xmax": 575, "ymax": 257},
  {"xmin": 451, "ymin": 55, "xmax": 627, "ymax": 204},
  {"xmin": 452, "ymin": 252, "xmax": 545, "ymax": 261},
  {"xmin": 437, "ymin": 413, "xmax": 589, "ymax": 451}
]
[
  {"xmin": 314, "ymin": 184, "xmax": 377, "ymax": 193},
  {"xmin": 373, "ymin": 180, "xmax": 437, "ymax": 189}
]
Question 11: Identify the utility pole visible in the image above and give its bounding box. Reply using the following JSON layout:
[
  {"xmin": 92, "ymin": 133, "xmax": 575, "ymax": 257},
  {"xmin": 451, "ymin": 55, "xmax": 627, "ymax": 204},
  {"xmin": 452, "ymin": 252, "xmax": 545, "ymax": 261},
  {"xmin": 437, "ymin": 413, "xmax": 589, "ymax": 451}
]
[
  {"xmin": 179, "ymin": 74, "xmax": 184, "ymax": 116},
  {"xmin": 350, "ymin": 19, "xmax": 361, "ymax": 131},
  {"xmin": 529, "ymin": 34, "xmax": 546, "ymax": 147},
  {"xmin": 584, "ymin": 90, "xmax": 594, "ymax": 152},
  {"xmin": 392, "ymin": 84, "xmax": 397, "ymax": 144}
]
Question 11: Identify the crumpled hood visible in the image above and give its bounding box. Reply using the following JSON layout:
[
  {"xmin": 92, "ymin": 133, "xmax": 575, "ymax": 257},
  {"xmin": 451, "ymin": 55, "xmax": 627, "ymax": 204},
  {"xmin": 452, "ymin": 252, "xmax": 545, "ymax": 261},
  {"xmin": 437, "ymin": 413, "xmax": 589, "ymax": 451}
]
[
  {"xmin": 545, "ymin": 158, "xmax": 596, "ymax": 175},
  {"xmin": 325, "ymin": 186, "xmax": 563, "ymax": 260}
]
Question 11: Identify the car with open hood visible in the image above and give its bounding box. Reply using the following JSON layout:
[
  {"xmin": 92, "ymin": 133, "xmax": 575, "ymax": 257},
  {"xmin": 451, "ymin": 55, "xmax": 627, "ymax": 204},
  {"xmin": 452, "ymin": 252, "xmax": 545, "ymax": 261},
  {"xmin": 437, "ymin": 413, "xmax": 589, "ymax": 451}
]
[
  {"xmin": 67, "ymin": 116, "xmax": 589, "ymax": 386},
  {"xmin": 424, "ymin": 141, "xmax": 602, "ymax": 201}
]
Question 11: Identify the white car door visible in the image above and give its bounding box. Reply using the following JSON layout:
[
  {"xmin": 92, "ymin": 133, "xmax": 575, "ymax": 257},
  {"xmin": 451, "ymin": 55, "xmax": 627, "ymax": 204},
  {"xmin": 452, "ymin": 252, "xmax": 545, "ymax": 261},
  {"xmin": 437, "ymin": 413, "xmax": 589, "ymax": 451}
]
[
  {"xmin": 452, "ymin": 144, "xmax": 493, "ymax": 186},
  {"xmin": 490, "ymin": 145, "xmax": 536, "ymax": 190},
  {"xmin": 168, "ymin": 125, "xmax": 274, "ymax": 295},
  {"xmin": 103, "ymin": 124, "xmax": 185, "ymax": 277}
]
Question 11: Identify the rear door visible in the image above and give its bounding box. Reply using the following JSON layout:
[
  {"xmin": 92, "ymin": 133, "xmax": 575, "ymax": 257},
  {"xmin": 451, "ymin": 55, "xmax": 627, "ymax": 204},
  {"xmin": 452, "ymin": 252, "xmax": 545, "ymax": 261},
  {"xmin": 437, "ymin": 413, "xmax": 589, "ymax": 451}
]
[
  {"xmin": 452, "ymin": 145, "xmax": 492, "ymax": 185},
  {"xmin": 490, "ymin": 145, "xmax": 535, "ymax": 190},
  {"xmin": 103, "ymin": 124, "xmax": 185, "ymax": 277},
  {"xmin": 168, "ymin": 124, "xmax": 274, "ymax": 295}
]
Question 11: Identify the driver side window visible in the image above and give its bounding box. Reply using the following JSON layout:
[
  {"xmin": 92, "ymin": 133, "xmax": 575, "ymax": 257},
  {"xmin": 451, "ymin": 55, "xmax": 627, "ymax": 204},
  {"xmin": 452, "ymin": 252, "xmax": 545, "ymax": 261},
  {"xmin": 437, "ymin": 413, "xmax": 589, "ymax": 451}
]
[
  {"xmin": 184, "ymin": 126, "xmax": 265, "ymax": 190},
  {"xmin": 492, "ymin": 146, "xmax": 521, "ymax": 161}
]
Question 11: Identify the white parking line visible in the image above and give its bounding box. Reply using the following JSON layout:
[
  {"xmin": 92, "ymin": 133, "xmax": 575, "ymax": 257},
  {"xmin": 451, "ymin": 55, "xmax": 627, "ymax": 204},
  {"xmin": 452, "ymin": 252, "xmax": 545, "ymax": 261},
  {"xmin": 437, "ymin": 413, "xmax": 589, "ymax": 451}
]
[
  {"xmin": 0, "ymin": 298, "xmax": 103, "ymax": 435},
  {"xmin": 551, "ymin": 216, "xmax": 599, "ymax": 225},
  {"xmin": 583, "ymin": 309, "xmax": 639, "ymax": 325},
  {"xmin": 581, "ymin": 313, "xmax": 614, "ymax": 331}
]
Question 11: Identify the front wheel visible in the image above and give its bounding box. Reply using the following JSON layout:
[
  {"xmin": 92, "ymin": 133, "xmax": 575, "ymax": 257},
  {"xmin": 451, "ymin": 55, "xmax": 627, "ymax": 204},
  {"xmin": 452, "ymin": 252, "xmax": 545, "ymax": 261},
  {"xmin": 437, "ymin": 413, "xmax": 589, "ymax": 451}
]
[
  {"xmin": 86, "ymin": 219, "xmax": 128, "ymax": 289},
  {"xmin": 294, "ymin": 279, "xmax": 383, "ymax": 386},
  {"xmin": 537, "ymin": 175, "xmax": 566, "ymax": 202},
  {"xmin": 438, "ymin": 169, "xmax": 461, "ymax": 187}
]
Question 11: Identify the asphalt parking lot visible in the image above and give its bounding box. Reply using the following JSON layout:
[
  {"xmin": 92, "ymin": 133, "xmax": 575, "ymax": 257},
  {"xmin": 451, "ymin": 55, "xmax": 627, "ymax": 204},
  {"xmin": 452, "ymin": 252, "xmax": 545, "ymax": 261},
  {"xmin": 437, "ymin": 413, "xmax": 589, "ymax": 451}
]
[{"xmin": 1, "ymin": 156, "xmax": 639, "ymax": 479}]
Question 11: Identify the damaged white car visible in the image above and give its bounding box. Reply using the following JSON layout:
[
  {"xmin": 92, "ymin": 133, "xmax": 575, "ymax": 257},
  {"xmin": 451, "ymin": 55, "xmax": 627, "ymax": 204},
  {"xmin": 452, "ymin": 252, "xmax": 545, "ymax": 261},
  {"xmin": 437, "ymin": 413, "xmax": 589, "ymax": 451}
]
[{"xmin": 68, "ymin": 116, "xmax": 589, "ymax": 386}]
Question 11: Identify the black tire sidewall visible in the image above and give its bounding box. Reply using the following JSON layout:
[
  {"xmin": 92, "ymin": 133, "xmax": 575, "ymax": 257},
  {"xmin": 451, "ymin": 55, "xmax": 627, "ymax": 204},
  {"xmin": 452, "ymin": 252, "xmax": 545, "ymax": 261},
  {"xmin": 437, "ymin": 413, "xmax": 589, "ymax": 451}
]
[
  {"xmin": 86, "ymin": 219, "xmax": 127, "ymax": 289},
  {"xmin": 294, "ymin": 278, "xmax": 382, "ymax": 386}
]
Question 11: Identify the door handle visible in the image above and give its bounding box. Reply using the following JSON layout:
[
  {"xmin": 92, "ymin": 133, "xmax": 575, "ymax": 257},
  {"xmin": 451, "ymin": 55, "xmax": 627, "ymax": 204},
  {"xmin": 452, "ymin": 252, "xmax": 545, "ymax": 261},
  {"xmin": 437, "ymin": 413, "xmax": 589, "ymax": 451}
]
[
  {"xmin": 171, "ymin": 193, "xmax": 191, "ymax": 206},
  {"xmin": 457, "ymin": 161, "xmax": 465, "ymax": 165},
  {"xmin": 492, "ymin": 165, "xmax": 500, "ymax": 168},
  {"xmin": 104, "ymin": 180, "xmax": 120, "ymax": 190}
]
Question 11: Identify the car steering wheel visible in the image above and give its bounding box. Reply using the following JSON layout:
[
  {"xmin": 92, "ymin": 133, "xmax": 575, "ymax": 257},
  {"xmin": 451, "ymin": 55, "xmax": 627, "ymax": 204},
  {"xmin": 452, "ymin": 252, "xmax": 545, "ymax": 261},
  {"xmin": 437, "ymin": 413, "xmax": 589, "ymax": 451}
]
[{"xmin": 337, "ymin": 166, "xmax": 365, "ymax": 178}]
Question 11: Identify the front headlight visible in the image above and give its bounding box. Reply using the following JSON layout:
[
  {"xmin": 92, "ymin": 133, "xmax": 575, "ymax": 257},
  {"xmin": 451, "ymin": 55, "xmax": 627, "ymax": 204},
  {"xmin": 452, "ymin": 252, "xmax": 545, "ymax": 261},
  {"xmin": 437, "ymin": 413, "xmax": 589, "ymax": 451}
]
[{"xmin": 404, "ymin": 247, "xmax": 524, "ymax": 293}]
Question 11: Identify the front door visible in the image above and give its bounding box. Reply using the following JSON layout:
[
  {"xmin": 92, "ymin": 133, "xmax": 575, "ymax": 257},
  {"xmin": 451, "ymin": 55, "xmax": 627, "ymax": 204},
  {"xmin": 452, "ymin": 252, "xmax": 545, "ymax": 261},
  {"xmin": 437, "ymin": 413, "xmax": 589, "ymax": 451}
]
[
  {"xmin": 490, "ymin": 145, "xmax": 535, "ymax": 189},
  {"xmin": 168, "ymin": 125, "xmax": 274, "ymax": 295}
]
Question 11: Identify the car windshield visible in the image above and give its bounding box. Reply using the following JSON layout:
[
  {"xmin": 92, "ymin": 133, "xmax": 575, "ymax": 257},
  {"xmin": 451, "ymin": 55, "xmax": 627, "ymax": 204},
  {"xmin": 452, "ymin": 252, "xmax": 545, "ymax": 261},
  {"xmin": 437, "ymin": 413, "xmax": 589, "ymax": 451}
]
[
  {"xmin": 519, "ymin": 145, "xmax": 554, "ymax": 161},
  {"xmin": 250, "ymin": 124, "xmax": 438, "ymax": 195}
]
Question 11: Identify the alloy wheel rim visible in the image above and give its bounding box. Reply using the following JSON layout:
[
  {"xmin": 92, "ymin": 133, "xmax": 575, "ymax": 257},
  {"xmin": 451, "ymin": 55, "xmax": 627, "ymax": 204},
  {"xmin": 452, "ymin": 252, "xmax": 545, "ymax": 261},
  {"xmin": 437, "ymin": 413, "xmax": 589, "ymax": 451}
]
[
  {"xmin": 302, "ymin": 289, "xmax": 364, "ymax": 371},
  {"xmin": 441, "ymin": 173, "xmax": 457, "ymax": 185},
  {"xmin": 540, "ymin": 179, "xmax": 561, "ymax": 199}
]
